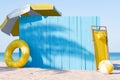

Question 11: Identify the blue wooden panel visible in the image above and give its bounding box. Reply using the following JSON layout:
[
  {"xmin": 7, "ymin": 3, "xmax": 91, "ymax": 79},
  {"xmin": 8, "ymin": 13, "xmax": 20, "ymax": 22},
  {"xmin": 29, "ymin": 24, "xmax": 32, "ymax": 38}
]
[
  {"xmin": 56, "ymin": 17, "xmax": 70, "ymax": 69},
  {"xmin": 20, "ymin": 16, "xmax": 100, "ymax": 70}
]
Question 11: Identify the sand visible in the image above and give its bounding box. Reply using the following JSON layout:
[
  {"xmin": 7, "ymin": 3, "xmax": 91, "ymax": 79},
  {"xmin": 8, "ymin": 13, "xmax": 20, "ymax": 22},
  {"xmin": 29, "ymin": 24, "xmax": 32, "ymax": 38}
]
[{"xmin": 0, "ymin": 60, "xmax": 120, "ymax": 80}]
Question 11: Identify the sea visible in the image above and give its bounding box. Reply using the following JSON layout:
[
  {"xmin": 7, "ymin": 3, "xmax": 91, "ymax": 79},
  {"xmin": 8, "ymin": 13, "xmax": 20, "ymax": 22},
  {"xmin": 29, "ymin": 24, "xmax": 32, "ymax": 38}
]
[
  {"xmin": 0, "ymin": 52, "xmax": 120, "ymax": 62},
  {"xmin": 0, "ymin": 52, "xmax": 19, "ymax": 62}
]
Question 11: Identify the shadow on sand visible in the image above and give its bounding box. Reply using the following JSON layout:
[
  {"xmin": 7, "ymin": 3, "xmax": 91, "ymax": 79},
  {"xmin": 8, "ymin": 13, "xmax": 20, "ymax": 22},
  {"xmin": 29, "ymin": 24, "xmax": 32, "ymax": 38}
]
[{"xmin": 0, "ymin": 66, "xmax": 17, "ymax": 72}]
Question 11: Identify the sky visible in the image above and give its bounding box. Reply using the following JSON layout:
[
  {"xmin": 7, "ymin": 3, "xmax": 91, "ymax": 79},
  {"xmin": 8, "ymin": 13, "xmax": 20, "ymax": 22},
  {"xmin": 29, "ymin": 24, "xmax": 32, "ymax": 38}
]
[{"xmin": 0, "ymin": 0, "xmax": 120, "ymax": 52}]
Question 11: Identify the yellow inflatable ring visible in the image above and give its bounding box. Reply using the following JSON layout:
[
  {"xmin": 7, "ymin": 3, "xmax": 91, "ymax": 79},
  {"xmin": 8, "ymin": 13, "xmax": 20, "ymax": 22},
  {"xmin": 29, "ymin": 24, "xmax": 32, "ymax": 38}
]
[{"xmin": 4, "ymin": 39, "xmax": 30, "ymax": 68}]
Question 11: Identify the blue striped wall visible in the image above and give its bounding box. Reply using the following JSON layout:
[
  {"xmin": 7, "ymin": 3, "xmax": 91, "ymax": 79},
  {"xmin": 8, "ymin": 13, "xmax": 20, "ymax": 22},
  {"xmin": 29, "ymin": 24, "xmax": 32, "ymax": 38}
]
[{"xmin": 20, "ymin": 16, "xmax": 100, "ymax": 70}]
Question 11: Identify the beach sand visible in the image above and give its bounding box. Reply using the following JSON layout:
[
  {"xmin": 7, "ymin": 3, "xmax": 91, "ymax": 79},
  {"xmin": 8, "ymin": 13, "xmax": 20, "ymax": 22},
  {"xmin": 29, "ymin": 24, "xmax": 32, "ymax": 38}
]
[{"xmin": 0, "ymin": 60, "xmax": 120, "ymax": 80}]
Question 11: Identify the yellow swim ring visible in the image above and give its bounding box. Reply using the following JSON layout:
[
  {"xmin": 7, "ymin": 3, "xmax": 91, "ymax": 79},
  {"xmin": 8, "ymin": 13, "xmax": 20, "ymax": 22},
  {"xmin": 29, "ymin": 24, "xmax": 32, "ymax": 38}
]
[{"xmin": 4, "ymin": 39, "xmax": 30, "ymax": 68}]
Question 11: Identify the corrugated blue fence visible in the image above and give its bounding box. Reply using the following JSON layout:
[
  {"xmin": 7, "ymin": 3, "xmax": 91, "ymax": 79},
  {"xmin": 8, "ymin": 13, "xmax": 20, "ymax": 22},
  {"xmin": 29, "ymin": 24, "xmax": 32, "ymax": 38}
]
[{"xmin": 20, "ymin": 16, "xmax": 100, "ymax": 70}]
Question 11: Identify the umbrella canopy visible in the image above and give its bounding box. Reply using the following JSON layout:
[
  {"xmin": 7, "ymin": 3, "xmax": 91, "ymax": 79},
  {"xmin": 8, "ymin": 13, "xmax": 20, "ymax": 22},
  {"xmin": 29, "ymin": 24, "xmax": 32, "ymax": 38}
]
[{"xmin": 0, "ymin": 4, "xmax": 61, "ymax": 36}]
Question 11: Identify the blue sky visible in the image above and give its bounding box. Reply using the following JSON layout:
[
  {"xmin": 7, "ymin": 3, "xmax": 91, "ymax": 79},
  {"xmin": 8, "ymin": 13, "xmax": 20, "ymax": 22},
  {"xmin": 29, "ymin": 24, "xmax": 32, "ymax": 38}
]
[{"xmin": 0, "ymin": 0, "xmax": 120, "ymax": 52}]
